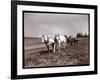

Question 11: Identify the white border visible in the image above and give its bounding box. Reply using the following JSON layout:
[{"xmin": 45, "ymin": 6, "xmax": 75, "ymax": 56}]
[{"xmin": 17, "ymin": 5, "xmax": 95, "ymax": 75}]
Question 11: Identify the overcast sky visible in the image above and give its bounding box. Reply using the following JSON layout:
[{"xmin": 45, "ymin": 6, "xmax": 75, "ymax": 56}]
[{"xmin": 24, "ymin": 12, "xmax": 89, "ymax": 37}]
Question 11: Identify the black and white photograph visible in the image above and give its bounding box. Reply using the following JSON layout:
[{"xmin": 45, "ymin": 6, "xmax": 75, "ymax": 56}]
[
  {"xmin": 23, "ymin": 12, "xmax": 90, "ymax": 68},
  {"xmin": 11, "ymin": 1, "xmax": 97, "ymax": 79}
]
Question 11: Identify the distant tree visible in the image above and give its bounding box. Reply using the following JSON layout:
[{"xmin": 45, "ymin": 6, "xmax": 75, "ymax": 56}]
[
  {"xmin": 76, "ymin": 32, "xmax": 89, "ymax": 38},
  {"xmin": 85, "ymin": 33, "xmax": 87, "ymax": 37},
  {"xmin": 84, "ymin": 33, "xmax": 89, "ymax": 37},
  {"xmin": 76, "ymin": 33, "xmax": 79, "ymax": 38},
  {"xmin": 76, "ymin": 32, "xmax": 85, "ymax": 38}
]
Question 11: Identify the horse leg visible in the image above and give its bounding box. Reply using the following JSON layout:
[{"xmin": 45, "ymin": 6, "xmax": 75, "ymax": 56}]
[
  {"xmin": 64, "ymin": 42, "xmax": 66, "ymax": 48},
  {"xmin": 58, "ymin": 42, "xmax": 61, "ymax": 53},
  {"xmin": 48, "ymin": 45, "xmax": 50, "ymax": 53},
  {"xmin": 62, "ymin": 42, "xmax": 65, "ymax": 49},
  {"xmin": 51, "ymin": 43, "xmax": 55, "ymax": 53},
  {"xmin": 46, "ymin": 44, "xmax": 50, "ymax": 53},
  {"xmin": 55, "ymin": 43, "xmax": 58, "ymax": 51},
  {"xmin": 53, "ymin": 44, "xmax": 56, "ymax": 53}
]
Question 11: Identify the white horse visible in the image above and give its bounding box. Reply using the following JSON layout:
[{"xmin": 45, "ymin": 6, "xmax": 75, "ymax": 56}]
[
  {"xmin": 41, "ymin": 35, "xmax": 55, "ymax": 53},
  {"xmin": 54, "ymin": 34, "xmax": 67, "ymax": 52}
]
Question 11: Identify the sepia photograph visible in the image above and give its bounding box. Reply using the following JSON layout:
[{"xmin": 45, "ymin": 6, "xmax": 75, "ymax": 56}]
[
  {"xmin": 11, "ymin": 1, "xmax": 97, "ymax": 79},
  {"xmin": 23, "ymin": 11, "xmax": 90, "ymax": 68}
]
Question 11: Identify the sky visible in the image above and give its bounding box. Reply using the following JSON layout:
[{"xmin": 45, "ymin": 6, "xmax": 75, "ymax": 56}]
[{"xmin": 24, "ymin": 12, "xmax": 89, "ymax": 38}]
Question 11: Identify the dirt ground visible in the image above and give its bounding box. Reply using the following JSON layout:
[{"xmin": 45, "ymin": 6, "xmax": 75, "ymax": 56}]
[{"xmin": 24, "ymin": 37, "xmax": 89, "ymax": 68}]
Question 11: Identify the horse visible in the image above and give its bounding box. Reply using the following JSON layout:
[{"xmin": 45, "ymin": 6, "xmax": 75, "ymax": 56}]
[
  {"xmin": 67, "ymin": 37, "xmax": 79, "ymax": 45},
  {"xmin": 41, "ymin": 35, "xmax": 55, "ymax": 53},
  {"xmin": 54, "ymin": 34, "xmax": 67, "ymax": 53},
  {"xmin": 72, "ymin": 37, "xmax": 79, "ymax": 44}
]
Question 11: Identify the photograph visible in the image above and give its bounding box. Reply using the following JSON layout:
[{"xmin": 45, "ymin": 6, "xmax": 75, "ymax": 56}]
[
  {"xmin": 11, "ymin": 1, "xmax": 97, "ymax": 79},
  {"xmin": 23, "ymin": 11, "xmax": 90, "ymax": 68}
]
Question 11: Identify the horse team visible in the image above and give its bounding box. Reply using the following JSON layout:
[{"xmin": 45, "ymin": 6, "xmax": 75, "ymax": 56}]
[{"xmin": 41, "ymin": 34, "xmax": 79, "ymax": 53}]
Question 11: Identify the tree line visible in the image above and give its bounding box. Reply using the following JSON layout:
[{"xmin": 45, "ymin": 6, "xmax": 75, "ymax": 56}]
[{"xmin": 76, "ymin": 32, "xmax": 89, "ymax": 38}]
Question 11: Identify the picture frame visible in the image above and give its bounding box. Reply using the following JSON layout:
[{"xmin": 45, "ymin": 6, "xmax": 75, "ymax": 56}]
[{"xmin": 11, "ymin": 0, "xmax": 97, "ymax": 79}]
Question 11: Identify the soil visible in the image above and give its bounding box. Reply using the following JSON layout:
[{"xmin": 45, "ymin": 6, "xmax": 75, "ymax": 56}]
[{"xmin": 24, "ymin": 37, "xmax": 89, "ymax": 68}]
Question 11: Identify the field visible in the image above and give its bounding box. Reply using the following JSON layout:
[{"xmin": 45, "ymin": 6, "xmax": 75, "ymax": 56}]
[{"xmin": 24, "ymin": 37, "xmax": 89, "ymax": 68}]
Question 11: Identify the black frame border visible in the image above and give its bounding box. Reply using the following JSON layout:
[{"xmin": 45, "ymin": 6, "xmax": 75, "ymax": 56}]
[{"xmin": 11, "ymin": 1, "xmax": 97, "ymax": 79}]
